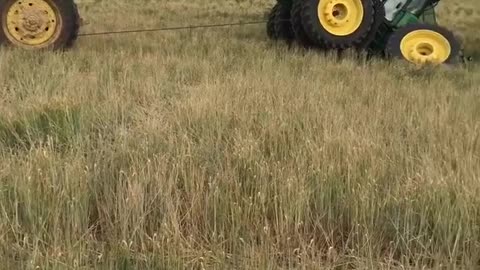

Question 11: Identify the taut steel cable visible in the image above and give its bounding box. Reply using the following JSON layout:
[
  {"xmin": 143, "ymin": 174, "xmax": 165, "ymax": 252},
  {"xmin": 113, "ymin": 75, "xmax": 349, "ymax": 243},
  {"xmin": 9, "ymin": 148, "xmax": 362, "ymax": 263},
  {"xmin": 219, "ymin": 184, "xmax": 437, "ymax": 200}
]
[{"xmin": 78, "ymin": 20, "xmax": 268, "ymax": 37}]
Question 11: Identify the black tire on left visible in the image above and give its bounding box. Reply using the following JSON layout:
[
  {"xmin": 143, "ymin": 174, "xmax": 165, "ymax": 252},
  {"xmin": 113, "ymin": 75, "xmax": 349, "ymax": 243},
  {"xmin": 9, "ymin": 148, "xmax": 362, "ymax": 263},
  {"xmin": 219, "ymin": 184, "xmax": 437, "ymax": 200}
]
[
  {"xmin": 273, "ymin": 1, "xmax": 295, "ymax": 43},
  {"xmin": 267, "ymin": 4, "xmax": 279, "ymax": 40},
  {"xmin": 0, "ymin": 0, "xmax": 80, "ymax": 50},
  {"xmin": 291, "ymin": 0, "xmax": 315, "ymax": 48}
]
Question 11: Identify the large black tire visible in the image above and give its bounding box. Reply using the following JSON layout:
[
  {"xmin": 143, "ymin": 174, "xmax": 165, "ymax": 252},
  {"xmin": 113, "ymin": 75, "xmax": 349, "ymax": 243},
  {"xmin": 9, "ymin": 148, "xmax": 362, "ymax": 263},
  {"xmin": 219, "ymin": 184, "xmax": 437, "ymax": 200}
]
[
  {"xmin": 0, "ymin": 0, "xmax": 79, "ymax": 50},
  {"xmin": 67, "ymin": 2, "xmax": 81, "ymax": 48},
  {"xmin": 267, "ymin": 4, "xmax": 279, "ymax": 40},
  {"xmin": 300, "ymin": 0, "xmax": 384, "ymax": 50},
  {"xmin": 385, "ymin": 23, "xmax": 462, "ymax": 66},
  {"xmin": 291, "ymin": 0, "xmax": 315, "ymax": 48},
  {"xmin": 360, "ymin": 0, "xmax": 385, "ymax": 51},
  {"xmin": 273, "ymin": 2, "xmax": 295, "ymax": 43},
  {"xmin": 367, "ymin": 19, "xmax": 391, "ymax": 57}
]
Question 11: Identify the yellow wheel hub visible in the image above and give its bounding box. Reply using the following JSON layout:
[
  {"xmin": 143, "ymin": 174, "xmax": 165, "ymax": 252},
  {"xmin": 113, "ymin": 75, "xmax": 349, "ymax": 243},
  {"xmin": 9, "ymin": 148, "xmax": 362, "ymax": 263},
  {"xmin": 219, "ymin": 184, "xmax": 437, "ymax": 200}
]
[
  {"xmin": 400, "ymin": 30, "xmax": 451, "ymax": 65},
  {"xmin": 3, "ymin": 0, "xmax": 61, "ymax": 48},
  {"xmin": 318, "ymin": 0, "xmax": 364, "ymax": 36}
]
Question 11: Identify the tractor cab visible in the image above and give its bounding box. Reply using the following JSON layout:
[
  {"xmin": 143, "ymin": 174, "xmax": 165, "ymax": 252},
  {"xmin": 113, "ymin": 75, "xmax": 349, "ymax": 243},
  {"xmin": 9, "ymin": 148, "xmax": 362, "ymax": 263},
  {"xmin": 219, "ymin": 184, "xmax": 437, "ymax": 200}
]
[{"xmin": 384, "ymin": 0, "xmax": 440, "ymax": 21}]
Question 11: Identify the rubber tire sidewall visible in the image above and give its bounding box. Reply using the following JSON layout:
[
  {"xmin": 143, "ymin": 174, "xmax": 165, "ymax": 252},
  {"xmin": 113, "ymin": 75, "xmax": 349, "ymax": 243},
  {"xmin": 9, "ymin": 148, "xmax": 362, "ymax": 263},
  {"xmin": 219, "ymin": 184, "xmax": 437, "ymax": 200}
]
[
  {"xmin": 385, "ymin": 23, "xmax": 462, "ymax": 65},
  {"xmin": 300, "ymin": 0, "xmax": 377, "ymax": 49},
  {"xmin": 0, "ymin": 0, "xmax": 78, "ymax": 50}
]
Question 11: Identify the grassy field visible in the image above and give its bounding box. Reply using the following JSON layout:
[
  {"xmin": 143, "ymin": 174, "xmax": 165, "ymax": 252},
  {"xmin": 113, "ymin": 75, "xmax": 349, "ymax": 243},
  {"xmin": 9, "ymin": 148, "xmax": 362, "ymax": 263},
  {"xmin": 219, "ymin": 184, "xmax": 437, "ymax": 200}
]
[{"xmin": 0, "ymin": 0, "xmax": 479, "ymax": 269}]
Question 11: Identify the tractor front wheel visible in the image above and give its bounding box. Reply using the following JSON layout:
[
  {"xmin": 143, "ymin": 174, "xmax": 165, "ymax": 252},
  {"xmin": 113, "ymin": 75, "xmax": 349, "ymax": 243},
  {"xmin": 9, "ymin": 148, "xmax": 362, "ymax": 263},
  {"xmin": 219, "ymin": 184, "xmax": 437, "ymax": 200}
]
[
  {"xmin": 385, "ymin": 23, "xmax": 462, "ymax": 66},
  {"xmin": 0, "ymin": 0, "xmax": 80, "ymax": 50}
]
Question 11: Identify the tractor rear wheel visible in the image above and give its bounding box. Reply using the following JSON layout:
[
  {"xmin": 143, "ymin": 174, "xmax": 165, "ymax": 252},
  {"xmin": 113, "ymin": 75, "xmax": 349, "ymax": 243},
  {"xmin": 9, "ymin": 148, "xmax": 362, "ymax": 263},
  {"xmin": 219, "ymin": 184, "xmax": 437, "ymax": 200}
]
[
  {"xmin": 68, "ymin": 1, "xmax": 80, "ymax": 47},
  {"xmin": 291, "ymin": 0, "xmax": 315, "ymax": 48},
  {"xmin": 0, "ymin": 0, "xmax": 79, "ymax": 50},
  {"xmin": 267, "ymin": 4, "xmax": 279, "ymax": 40},
  {"xmin": 385, "ymin": 23, "xmax": 462, "ymax": 66},
  {"xmin": 273, "ymin": 2, "xmax": 294, "ymax": 43},
  {"xmin": 299, "ymin": 0, "xmax": 383, "ymax": 50}
]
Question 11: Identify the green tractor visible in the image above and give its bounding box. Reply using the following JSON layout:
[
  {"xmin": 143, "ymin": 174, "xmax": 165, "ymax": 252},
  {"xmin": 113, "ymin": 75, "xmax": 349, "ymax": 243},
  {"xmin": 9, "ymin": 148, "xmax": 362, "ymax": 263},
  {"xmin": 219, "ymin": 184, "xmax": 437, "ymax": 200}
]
[
  {"xmin": 267, "ymin": 0, "xmax": 464, "ymax": 66},
  {"xmin": 0, "ymin": 0, "xmax": 80, "ymax": 50},
  {"xmin": 0, "ymin": 0, "xmax": 465, "ymax": 66}
]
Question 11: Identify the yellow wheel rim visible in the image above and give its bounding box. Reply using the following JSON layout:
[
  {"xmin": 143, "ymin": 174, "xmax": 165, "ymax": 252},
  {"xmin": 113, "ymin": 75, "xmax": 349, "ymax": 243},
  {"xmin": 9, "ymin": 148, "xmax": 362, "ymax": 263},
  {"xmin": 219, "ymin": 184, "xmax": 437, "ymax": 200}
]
[
  {"xmin": 2, "ymin": 0, "xmax": 62, "ymax": 48},
  {"xmin": 400, "ymin": 30, "xmax": 451, "ymax": 65},
  {"xmin": 318, "ymin": 0, "xmax": 364, "ymax": 36}
]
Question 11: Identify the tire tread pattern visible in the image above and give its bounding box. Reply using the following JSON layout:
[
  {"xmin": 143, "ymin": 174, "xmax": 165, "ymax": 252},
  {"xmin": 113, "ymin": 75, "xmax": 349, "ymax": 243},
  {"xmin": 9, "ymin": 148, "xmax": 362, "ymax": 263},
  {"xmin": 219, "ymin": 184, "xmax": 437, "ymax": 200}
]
[
  {"xmin": 273, "ymin": 2, "xmax": 294, "ymax": 42},
  {"xmin": 267, "ymin": 4, "xmax": 279, "ymax": 40},
  {"xmin": 291, "ymin": 0, "xmax": 314, "ymax": 48}
]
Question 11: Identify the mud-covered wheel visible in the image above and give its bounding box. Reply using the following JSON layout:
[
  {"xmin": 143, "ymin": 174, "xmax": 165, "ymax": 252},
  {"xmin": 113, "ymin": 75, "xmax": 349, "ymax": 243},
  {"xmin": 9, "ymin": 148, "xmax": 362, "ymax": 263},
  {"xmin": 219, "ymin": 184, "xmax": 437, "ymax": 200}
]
[
  {"xmin": 273, "ymin": 2, "xmax": 294, "ymax": 42},
  {"xmin": 267, "ymin": 4, "xmax": 278, "ymax": 40},
  {"xmin": 0, "ymin": 0, "xmax": 79, "ymax": 50},
  {"xmin": 300, "ymin": 0, "xmax": 383, "ymax": 49},
  {"xmin": 385, "ymin": 23, "xmax": 462, "ymax": 66},
  {"xmin": 291, "ymin": 0, "xmax": 315, "ymax": 48}
]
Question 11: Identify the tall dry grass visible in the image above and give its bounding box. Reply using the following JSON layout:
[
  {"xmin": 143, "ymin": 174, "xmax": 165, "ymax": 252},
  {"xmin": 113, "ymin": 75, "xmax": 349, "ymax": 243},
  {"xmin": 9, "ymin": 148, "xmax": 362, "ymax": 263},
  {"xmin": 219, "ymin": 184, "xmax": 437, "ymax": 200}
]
[{"xmin": 0, "ymin": 0, "xmax": 479, "ymax": 269}]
